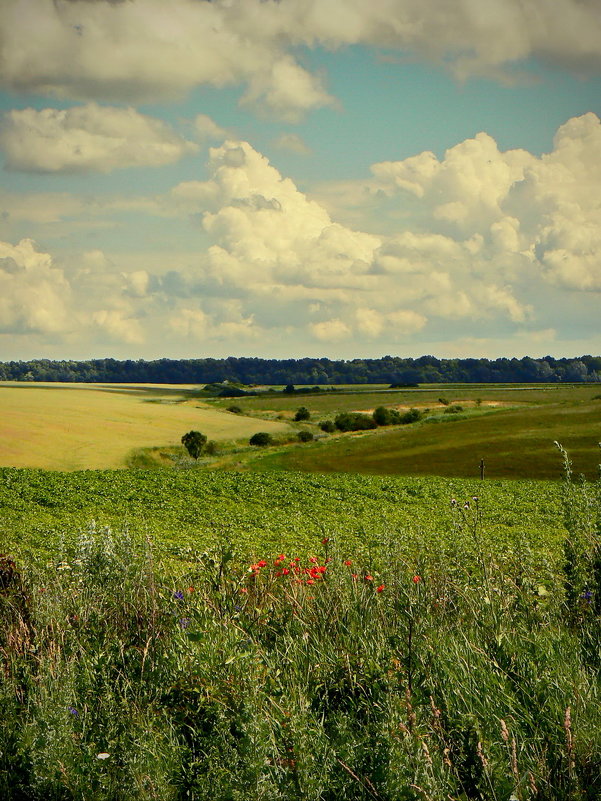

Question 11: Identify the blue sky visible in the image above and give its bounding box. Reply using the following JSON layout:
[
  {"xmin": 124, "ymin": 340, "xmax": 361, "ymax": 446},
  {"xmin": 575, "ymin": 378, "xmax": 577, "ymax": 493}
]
[{"xmin": 1, "ymin": 0, "xmax": 600, "ymax": 361}]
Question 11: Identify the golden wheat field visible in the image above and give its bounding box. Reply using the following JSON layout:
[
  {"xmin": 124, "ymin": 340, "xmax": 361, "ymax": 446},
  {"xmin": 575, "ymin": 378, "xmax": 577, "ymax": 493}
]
[{"xmin": 0, "ymin": 382, "xmax": 290, "ymax": 470}]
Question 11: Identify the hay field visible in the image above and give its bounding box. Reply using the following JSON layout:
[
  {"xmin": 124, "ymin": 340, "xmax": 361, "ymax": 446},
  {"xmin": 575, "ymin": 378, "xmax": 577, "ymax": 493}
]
[{"xmin": 0, "ymin": 382, "xmax": 290, "ymax": 470}]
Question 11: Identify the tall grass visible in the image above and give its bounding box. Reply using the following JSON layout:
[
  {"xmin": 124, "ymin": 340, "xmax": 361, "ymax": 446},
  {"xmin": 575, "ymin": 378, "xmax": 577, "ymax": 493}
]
[{"xmin": 1, "ymin": 455, "xmax": 600, "ymax": 800}]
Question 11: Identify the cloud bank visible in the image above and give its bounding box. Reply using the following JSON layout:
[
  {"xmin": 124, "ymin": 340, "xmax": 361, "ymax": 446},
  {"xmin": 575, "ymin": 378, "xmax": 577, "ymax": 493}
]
[{"xmin": 2, "ymin": 0, "xmax": 600, "ymax": 119}]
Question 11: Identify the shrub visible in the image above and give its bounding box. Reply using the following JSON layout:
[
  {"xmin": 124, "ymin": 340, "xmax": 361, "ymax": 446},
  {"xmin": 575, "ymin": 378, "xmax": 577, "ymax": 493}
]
[
  {"xmin": 249, "ymin": 432, "xmax": 272, "ymax": 446},
  {"xmin": 334, "ymin": 412, "xmax": 378, "ymax": 432},
  {"xmin": 373, "ymin": 406, "xmax": 402, "ymax": 426},
  {"xmin": 438, "ymin": 397, "xmax": 450, "ymax": 406},
  {"xmin": 444, "ymin": 405, "xmax": 464, "ymax": 414},
  {"xmin": 227, "ymin": 405, "xmax": 243, "ymax": 414},
  {"xmin": 294, "ymin": 406, "xmax": 311, "ymax": 422},
  {"xmin": 204, "ymin": 440, "xmax": 219, "ymax": 456},
  {"xmin": 399, "ymin": 408, "xmax": 422, "ymax": 424},
  {"xmin": 297, "ymin": 430, "xmax": 314, "ymax": 443},
  {"xmin": 320, "ymin": 420, "xmax": 336, "ymax": 433}
]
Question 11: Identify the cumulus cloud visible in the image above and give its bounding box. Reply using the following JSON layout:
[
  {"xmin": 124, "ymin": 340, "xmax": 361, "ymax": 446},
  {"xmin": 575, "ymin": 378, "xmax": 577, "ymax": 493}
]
[
  {"xmin": 0, "ymin": 103, "xmax": 198, "ymax": 173},
  {"xmin": 2, "ymin": 112, "xmax": 599, "ymax": 356},
  {"xmin": 0, "ymin": 238, "xmax": 71, "ymax": 334},
  {"xmin": 2, "ymin": 1, "xmax": 599, "ymax": 120}
]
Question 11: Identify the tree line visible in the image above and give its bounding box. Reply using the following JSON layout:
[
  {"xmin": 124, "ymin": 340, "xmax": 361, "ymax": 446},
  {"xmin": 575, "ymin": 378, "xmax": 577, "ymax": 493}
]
[{"xmin": 1, "ymin": 354, "xmax": 600, "ymax": 384}]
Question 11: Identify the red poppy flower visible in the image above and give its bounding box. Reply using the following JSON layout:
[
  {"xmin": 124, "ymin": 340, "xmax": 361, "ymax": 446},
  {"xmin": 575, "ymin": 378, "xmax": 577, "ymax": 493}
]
[
  {"xmin": 306, "ymin": 579, "xmax": 315, "ymax": 585},
  {"xmin": 187, "ymin": 586, "xmax": 195, "ymax": 593},
  {"xmin": 376, "ymin": 584, "xmax": 385, "ymax": 593},
  {"xmin": 240, "ymin": 587, "xmax": 248, "ymax": 594},
  {"xmin": 309, "ymin": 556, "xmax": 318, "ymax": 564},
  {"xmin": 282, "ymin": 568, "xmax": 290, "ymax": 575},
  {"xmin": 257, "ymin": 560, "xmax": 268, "ymax": 568},
  {"xmin": 344, "ymin": 560, "xmax": 353, "ymax": 566},
  {"xmin": 365, "ymin": 575, "xmax": 373, "ymax": 581},
  {"xmin": 412, "ymin": 575, "xmax": 421, "ymax": 583},
  {"xmin": 321, "ymin": 538, "xmax": 330, "ymax": 544}
]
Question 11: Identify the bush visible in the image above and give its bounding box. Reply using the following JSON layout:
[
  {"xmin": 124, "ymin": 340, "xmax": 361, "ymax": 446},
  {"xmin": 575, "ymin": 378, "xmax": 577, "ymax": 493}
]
[
  {"xmin": 399, "ymin": 408, "xmax": 422, "ymax": 424},
  {"xmin": 438, "ymin": 397, "xmax": 450, "ymax": 406},
  {"xmin": 227, "ymin": 405, "xmax": 243, "ymax": 414},
  {"xmin": 204, "ymin": 440, "xmax": 219, "ymax": 456},
  {"xmin": 294, "ymin": 406, "xmax": 311, "ymax": 422},
  {"xmin": 444, "ymin": 405, "xmax": 464, "ymax": 414},
  {"xmin": 297, "ymin": 430, "xmax": 314, "ymax": 443},
  {"xmin": 334, "ymin": 412, "xmax": 378, "ymax": 432},
  {"xmin": 320, "ymin": 420, "xmax": 336, "ymax": 433},
  {"xmin": 373, "ymin": 406, "xmax": 402, "ymax": 426},
  {"xmin": 249, "ymin": 432, "xmax": 273, "ymax": 447}
]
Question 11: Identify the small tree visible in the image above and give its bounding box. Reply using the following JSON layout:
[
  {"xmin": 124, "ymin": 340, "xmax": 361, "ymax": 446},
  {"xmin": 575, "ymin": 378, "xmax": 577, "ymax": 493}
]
[
  {"xmin": 298, "ymin": 430, "xmax": 313, "ymax": 442},
  {"xmin": 181, "ymin": 430, "xmax": 207, "ymax": 459},
  {"xmin": 250, "ymin": 432, "xmax": 272, "ymax": 447},
  {"xmin": 294, "ymin": 406, "xmax": 310, "ymax": 422}
]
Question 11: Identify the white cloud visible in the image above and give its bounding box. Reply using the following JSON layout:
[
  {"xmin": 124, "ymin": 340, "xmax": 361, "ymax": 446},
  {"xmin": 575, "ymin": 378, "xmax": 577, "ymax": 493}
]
[
  {"xmin": 0, "ymin": 103, "xmax": 198, "ymax": 173},
  {"xmin": 2, "ymin": 1, "xmax": 599, "ymax": 121},
  {"xmin": 0, "ymin": 238, "xmax": 71, "ymax": 334}
]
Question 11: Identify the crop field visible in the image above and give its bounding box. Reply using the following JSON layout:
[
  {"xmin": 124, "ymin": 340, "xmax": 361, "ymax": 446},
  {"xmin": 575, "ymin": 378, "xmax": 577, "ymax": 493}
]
[
  {"xmin": 1, "ymin": 463, "xmax": 600, "ymax": 800},
  {"xmin": 0, "ymin": 382, "xmax": 290, "ymax": 470}
]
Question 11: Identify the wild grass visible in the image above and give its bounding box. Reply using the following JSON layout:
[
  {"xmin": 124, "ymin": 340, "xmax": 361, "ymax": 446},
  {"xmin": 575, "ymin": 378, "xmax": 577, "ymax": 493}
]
[{"xmin": 1, "ymin": 451, "xmax": 600, "ymax": 799}]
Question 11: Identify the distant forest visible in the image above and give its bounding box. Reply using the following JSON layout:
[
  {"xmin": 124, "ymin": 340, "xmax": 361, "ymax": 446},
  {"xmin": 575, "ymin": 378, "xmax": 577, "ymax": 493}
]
[{"xmin": 1, "ymin": 355, "xmax": 600, "ymax": 385}]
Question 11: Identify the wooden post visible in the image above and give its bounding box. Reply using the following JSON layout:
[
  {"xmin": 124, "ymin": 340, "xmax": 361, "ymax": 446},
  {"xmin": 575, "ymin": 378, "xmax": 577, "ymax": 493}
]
[{"xmin": 480, "ymin": 458, "xmax": 485, "ymax": 480}]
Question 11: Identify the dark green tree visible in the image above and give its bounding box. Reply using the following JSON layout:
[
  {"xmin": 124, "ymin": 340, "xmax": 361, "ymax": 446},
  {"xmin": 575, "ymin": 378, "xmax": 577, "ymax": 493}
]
[
  {"xmin": 181, "ymin": 431, "xmax": 207, "ymax": 459},
  {"xmin": 294, "ymin": 406, "xmax": 310, "ymax": 421}
]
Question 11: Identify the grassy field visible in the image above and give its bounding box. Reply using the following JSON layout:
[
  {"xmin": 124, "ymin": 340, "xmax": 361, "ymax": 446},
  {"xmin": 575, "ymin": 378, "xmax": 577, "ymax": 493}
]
[
  {"xmin": 0, "ymin": 382, "xmax": 290, "ymax": 470},
  {"xmin": 1, "ymin": 463, "xmax": 600, "ymax": 800},
  {"xmin": 253, "ymin": 395, "xmax": 601, "ymax": 480}
]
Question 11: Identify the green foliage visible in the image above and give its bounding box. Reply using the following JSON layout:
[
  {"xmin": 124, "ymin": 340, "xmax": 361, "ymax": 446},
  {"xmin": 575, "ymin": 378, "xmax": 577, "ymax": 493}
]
[
  {"xmin": 226, "ymin": 405, "xmax": 243, "ymax": 414},
  {"xmin": 438, "ymin": 396, "xmax": 450, "ymax": 405},
  {"xmin": 319, "ymin": 420, "xmax": 336, "ymax": 433},
  {"xmin": 443, "ymin": 404, "xmax": 464, "ymax": 414},
  {"xmin": 181, "ymin": 430, "xmax": 207, "ymax": 459},
  {"xmin": 399, "ymin": 407, "xmax": 422, "ymax": 424},
  {"xmin": 334, "ymin": 412, "xmax": 378, "ymax": 432},
  {"xmin": 294, "ymin": 406, "xmax": 310, "ymax": 422},
  {"xmin": 249, "ymin": 432, "xmax": 273, "ymax": 446},
  {"xmin": 297, "ymin": 430, "xmax": 313, "ymax": 443}
]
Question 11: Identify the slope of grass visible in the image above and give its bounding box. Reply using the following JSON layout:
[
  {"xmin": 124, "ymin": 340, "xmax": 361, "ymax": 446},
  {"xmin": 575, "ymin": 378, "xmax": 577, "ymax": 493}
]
[{"xmin": 251, "ymin": 396, "xmax": 601, "ymax": 480}]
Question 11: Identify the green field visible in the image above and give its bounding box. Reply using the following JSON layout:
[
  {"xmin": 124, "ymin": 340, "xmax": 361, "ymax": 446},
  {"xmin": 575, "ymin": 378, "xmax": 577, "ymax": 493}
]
[
  {"xmin": 0, "ymin": 382, "xmax": 291, "ymax": 470},
  {"xmin": 1, "ymin": 464, "xmax": 600, "ymax": 800},
  {"xmin": 206, "ymin": 384, "xmax": 601, "ymax": 480}
]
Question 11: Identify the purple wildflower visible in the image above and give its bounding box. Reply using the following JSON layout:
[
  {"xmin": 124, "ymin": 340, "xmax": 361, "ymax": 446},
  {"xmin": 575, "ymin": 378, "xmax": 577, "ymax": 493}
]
[
  {"xmin": 68, "ymin": 706, "xmax": 79, "ymax": 716},
  {"xmin": 179, "ymin": 618, "xmax": 190, "ymax": 629},
  {"xmin": 173, "ymin": 590, "xmax": 184, "ymax": 600}
]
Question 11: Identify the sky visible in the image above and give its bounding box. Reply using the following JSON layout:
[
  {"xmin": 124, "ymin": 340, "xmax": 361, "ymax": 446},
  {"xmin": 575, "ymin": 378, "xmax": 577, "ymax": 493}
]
[{"xmin": 0, "ymin": 0, "xmax": 600, "ymax": 362}]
